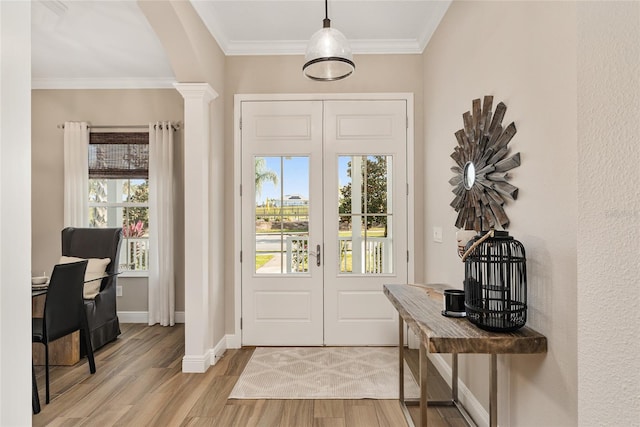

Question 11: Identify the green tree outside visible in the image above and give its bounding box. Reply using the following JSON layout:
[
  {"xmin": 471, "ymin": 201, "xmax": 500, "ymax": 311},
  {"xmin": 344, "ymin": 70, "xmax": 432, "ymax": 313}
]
[
  {"xmin": 89, "ymin": 178, "xmax": 149, "ymax": 237},
  {"xmin": 338, "ymin": 156, "xmax": 389, "ymax": 232}
]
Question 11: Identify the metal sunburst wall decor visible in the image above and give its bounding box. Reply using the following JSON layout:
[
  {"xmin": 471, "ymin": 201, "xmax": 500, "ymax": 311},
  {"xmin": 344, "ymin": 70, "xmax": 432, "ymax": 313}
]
[{"xmin": 450, "ymin": 95, "xmax": 521, "ymax": 231}]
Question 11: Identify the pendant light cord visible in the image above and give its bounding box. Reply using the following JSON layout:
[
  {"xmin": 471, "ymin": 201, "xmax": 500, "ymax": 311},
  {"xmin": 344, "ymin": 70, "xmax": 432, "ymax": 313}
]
[{"xmin": 323, "ymin": 0, "xmax": 330, "ymax": 28}]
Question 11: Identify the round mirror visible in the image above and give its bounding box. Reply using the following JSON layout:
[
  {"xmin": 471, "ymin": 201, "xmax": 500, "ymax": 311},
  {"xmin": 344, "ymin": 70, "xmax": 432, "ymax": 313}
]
[{"xmin": 463, "ymin": 161, "xmax": 476, "ymax": 190}]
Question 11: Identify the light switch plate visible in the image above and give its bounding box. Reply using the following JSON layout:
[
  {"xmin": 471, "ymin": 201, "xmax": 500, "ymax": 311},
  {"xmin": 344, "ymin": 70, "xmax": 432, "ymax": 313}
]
[
  {"xmin": 116, "ymin": 285, "xmax": 123, "ymax": 297},
  {"xmin": 433, "ymin": 226, "xmax": 443, "ymax": 243}
]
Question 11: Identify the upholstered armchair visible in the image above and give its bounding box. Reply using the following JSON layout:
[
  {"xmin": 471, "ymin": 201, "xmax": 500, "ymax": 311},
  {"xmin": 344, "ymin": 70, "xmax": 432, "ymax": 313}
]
[{"xmin": 61, "ymin": 227, "xmax": 123, "ymax": 352}]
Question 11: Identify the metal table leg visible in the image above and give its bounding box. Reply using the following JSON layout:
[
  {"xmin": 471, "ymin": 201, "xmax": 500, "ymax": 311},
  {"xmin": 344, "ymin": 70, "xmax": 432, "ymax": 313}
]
[
  {"xmin": 452, "ymin": 353, "xmax": 458, "ymax": 401},
  {"xmin": 490, "ymin": 354, "xmax": 497, "ymax": 427},
  {"xmin": 450, "ymin": 353, "xmax": 476, "ymax": 426},
  {"xmin": 399, "ymin": 314, "xmax": 405, "ymax": 403},
  {"xmin": 419, "ymin": 343, "xmax": 428, "ymax": 426},
  {"xmin": 396, "ymin": 316, "xmax": 481, "ymax": 427},
  {"xmin": 398, "ymin": 314, "xmax": 416, "ymax": 426}
]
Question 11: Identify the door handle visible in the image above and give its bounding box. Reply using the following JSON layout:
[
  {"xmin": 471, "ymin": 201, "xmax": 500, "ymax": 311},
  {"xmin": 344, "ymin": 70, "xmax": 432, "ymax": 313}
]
[{"xmin": 309, "ymin": 245, "xmax": 321, "ymax": 267}]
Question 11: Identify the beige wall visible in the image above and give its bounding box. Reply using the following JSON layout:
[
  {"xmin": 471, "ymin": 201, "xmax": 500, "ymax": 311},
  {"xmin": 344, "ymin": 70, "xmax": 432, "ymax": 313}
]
[
  {"xmin": 223, "ymin": 54, "xmax": 425, "ymax": 332},
  {"xmin": 141, "ymin": 0, "xmax": 228, "ymax": 353},
  {"xmin": 422, "ymin": 1, "xmax": 577, "ymax": 425},
  {"xmin": 206, "ymin": 35, "xmax": 227, "ymax": 348},
  {"xmin": 31, "ymin": 89, "xmax": 185, "ymax": 312}
]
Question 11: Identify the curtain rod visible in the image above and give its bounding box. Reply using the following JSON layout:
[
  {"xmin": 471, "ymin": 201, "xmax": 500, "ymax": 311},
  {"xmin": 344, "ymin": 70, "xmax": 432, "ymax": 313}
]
[{"xmin": 57, "ymin": 123, "xmax": 181, "ymax": 131}]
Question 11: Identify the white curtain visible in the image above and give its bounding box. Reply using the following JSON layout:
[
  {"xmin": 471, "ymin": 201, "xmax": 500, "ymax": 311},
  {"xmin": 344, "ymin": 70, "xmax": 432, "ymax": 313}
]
[
  {"xmin": 148, "ymin": 122, "xmax": 175, "ymax": 326},
  {"xmin": 63, "ymin": 121, "xmax": 89, "ymax": 227}
]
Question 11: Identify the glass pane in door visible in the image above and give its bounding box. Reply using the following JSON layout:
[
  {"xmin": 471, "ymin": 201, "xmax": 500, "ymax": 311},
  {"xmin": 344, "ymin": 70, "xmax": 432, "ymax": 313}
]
[
  {"xmin": 255, "ymin": 156, "xmax": 310, "ymax": 274},
  {"xmin": 337, "ymin": 155, "xmax": 393, "ymax": 275}
]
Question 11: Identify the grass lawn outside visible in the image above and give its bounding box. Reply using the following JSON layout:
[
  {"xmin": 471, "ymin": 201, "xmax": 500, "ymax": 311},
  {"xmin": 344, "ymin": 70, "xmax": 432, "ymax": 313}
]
[{"xmin": 255, "ymin": 254, "xmax": 274, "ymax": 270}]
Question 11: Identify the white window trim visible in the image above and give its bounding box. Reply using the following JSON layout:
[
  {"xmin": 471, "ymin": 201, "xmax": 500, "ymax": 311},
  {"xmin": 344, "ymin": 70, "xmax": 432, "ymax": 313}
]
[
  {"xmin": 119, "ymin": 270, "xmax": 149, "ymax": 278},
  {"xmin": 89, "ymin": 184, "xmax": 150, "ymax": 275}
]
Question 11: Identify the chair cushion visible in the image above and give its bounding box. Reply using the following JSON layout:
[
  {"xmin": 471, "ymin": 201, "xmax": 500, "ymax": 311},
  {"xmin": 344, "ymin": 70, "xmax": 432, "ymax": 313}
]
[{"xmin": 59, "ymin": 256, "xmax": 111, "ymax": 299}]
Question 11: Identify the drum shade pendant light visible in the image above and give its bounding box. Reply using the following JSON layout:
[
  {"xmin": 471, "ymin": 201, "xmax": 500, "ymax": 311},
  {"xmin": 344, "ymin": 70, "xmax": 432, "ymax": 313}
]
[{"xmin": 303, "ymin": 0, "xmax": 355, "ymax": 81}]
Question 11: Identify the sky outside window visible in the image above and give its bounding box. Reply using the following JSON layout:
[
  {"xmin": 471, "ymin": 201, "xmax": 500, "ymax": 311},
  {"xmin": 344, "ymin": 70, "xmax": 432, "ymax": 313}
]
[{"xmin": 255, "ymin": 156, "xmax": 351, "ymax": 204}]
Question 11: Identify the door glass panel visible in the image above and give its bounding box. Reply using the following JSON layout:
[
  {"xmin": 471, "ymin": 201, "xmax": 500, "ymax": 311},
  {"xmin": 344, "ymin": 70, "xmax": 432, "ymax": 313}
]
[
  {"xmin": 255, "ymin": 156, "xmax": 310, "ymax": 274},
  {"xmin": 338, "ymin": 215, "xmax": 354, "ymax": 273},
  {"xmin": 338, "ymin": 155, "xmax": 393, "ymax": 275},
  {"xmin": 365, "ymin": 215, "xmax": 392, "ymax": 274}
]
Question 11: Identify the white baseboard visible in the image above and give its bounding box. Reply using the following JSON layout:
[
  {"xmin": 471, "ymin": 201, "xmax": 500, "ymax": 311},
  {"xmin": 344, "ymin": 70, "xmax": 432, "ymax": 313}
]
[
  {"xmin": 226, "ymin": 333, "xmax": 241, "ymax": 349},
  {"xmin": 210, "ymin": 335, "xmax": 227, "ymax": 366},
  {"xmin": 182, "ymin": 334, "xmax": 228, "ymax": 373},
  {"xmin": 118, "ymin": 312, "xmax": 226, "ymax": 373},
  {"xmin": 182, "ymin": 353, "xmax": 211, "ymax": 373},
  {"xmin": 429, "ymin": 354, "xmax": 489, "ymax": 427},
  {"xmin": 117, "ymin": 311, "xmax": 185, "ymax": 324}
]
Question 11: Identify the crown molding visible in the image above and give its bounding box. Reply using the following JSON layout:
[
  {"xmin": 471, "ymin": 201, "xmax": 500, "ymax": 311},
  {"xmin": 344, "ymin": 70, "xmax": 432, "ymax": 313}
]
[
  {"xmin": 196, "ymin": 1, "xmax": 452, "ymax": 56},
  {"xmin": 417, "ymin": 1, "xmax": 451, "ymax": 52},
  {"xmin": 223, "ymin": 38, "xmax": 424, "ymax": 56},
  {"xmin": 350, "ymin": 39, "xmax": 424, "ymax": 55},
  {"xmin": 31, "ymin": 77, "xmax": 177, "ymax": 90},
  {"xmin": 223, "ymin": 40, "xmax": 307, "ymax": 56}
]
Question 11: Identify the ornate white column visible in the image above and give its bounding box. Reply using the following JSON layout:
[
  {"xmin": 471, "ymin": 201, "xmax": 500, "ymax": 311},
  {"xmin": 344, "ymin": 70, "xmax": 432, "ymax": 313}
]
[{"xmin": 174, "ymin": 83, "xmax": 218, "ymax": 373}]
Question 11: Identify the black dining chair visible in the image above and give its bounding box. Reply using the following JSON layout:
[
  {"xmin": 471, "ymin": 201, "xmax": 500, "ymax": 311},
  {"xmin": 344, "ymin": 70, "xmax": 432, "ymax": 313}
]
[
  {"xmin": 32, "ymin": 362, "xmax": 40, "ymax": 414},
  {"xmin": 32, "ymin": 260, "xmax": 96, "ymax": 404}
]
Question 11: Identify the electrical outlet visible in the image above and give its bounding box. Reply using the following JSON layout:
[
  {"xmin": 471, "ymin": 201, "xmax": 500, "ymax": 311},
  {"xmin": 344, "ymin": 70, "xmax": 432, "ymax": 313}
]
[
  {"xmin": 433, "ymin": 226, "xmax": 443, "ymax": 243},
  {"xmin": 116, "ymin": 285, "xmax": 123, "ymax": 297}
]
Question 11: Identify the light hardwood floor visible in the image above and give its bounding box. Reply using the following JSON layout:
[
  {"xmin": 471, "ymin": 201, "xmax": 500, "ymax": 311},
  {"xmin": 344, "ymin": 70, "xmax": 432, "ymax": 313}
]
[{"xmin": 33, "ymin": 324, "xmax": 468, "ymax": 426}]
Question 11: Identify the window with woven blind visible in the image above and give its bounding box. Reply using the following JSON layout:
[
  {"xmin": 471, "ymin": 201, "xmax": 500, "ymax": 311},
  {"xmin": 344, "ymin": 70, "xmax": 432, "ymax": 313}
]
[
  {"xmin": 88, "ymin": 132, "xmax": 150, "ymax": 275},
  {"xmin": 89, "ymin": 132, "xmax": 149, "ymax": 179}
]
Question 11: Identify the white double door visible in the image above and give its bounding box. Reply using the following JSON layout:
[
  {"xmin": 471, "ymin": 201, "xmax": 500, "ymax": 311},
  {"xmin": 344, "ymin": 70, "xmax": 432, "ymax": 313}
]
[{"xmin": 241, "ymin": 99, "xmax": 408, "ymax": 346}]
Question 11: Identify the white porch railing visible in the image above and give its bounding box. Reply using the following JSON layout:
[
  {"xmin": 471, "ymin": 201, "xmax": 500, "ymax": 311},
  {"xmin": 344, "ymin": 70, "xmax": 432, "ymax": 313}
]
[
  {"xmin": 120, "ymin": 237, "xmax": 149, "ymax": 272},
  {"xmin": 338, "ymin": 236, "xmax": 392, "ymax": 274},
  {"xmin": 286, "ymin": 236, "xmax": 309, "ymax": 273},
  {"xmin": 284, "ymin": 235, "xmax": 392, "ymax": 274}
]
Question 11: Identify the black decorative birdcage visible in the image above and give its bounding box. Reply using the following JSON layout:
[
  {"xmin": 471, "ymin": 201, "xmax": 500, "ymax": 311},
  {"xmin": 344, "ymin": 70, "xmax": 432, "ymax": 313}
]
[{"xmin": 464, "ymin": 230, "xmax": 527, "ymax": 332}]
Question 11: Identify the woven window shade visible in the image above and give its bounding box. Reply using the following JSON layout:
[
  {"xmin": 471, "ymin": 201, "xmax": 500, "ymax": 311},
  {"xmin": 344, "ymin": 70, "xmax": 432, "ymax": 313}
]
[{"xmin": 89, "ymin": 132, "xmax": 149, "ymax": 179}]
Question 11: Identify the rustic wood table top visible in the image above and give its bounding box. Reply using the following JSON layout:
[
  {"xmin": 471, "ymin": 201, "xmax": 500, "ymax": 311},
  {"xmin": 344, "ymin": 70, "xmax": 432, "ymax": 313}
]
[{"xmin": 384, "ymin": 284, "xmax": 547, "ymax": 354}]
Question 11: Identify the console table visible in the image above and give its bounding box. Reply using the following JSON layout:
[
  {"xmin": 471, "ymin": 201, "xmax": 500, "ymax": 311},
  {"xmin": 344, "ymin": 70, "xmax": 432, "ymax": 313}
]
[{"xmin": 383, "ymin": 284, "xmax": 547, "ymax": 427}]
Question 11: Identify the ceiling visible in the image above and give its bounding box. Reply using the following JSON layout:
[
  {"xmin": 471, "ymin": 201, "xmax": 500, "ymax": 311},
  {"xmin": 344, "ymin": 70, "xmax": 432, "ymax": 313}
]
[{"xmin": 31, "ymin": 0, "xmax": 451, "ymax": 89}]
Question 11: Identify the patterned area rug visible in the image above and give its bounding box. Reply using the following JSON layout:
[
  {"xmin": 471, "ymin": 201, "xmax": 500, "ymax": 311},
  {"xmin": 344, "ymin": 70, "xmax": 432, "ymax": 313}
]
[{"xmin": 229, "ymin": 347, "xmax": 420, "ymax": 399}]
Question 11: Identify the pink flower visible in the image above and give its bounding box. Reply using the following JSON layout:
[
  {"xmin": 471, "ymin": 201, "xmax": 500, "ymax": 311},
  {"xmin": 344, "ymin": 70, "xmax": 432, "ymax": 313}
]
[{"xmin": 123, "ymin": 220, "xmax": 145, "ymax": 238}]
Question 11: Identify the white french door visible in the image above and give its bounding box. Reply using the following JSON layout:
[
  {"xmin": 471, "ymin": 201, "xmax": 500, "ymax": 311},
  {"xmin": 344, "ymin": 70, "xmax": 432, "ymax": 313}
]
[
  {"xmin": 241, "ymin": 98, "xmax": 408, "ymax": 346},
  {"xmin": 323, "ymin": 100, "xmax": 407, "ymax": 345},
  {"xmin": 241, "ymin": 100, "xmax": 324, "ymax": 345}
]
